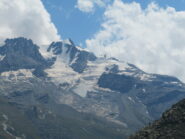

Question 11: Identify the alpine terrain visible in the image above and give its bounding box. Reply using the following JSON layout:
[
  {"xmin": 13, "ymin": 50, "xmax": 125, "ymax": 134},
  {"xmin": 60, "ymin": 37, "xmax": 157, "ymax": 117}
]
[
  {"xmin": 0, "ymin": 37, "xmax": 185, "ymax": 139},
  {"xmin": 129, "ymin": 98, "xmax": 185, "ymax": 139}
]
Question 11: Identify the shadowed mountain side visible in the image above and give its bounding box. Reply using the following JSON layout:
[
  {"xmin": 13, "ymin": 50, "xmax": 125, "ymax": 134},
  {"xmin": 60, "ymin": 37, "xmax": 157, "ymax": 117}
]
[{"xmin": 129, "ymin": 98, "xmax": 185, "ymax": 139}]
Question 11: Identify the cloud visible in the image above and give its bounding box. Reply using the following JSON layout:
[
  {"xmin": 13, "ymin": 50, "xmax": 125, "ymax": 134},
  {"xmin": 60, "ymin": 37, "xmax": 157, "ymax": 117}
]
[
  {"xmin": 0, "ymin": 0, "xmax": 60, "ymax": 45},
  {"xmin": 86, "ymin": 0, "xmax": 185, "ymax": 81},
  {"xmin": 76, "ymin": 0, "xmax": 109, "ymax": 12}
]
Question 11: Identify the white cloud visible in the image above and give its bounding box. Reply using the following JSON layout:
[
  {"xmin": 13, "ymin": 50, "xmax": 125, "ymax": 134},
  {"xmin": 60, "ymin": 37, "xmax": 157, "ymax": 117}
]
[
  {"xmin": 76, "ymin": 0, "xmax": 109, "ymax": 12},
  {"xmin": 0, "ymin": 0, "xmax": 60, "ymax": 45},
  {"xmin": 86, "ymin": 0, "xmax": 185, "ymax": 81}
]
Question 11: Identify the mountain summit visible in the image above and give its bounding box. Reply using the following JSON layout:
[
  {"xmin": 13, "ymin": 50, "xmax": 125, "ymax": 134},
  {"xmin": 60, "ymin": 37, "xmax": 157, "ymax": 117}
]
[
  {"xmin": 47, "ymin": 39, "xmax": 96, "ymax": 73},
  {"xmin": 0, "ymin": 37, "xmax": 49, "ymax": 73}
]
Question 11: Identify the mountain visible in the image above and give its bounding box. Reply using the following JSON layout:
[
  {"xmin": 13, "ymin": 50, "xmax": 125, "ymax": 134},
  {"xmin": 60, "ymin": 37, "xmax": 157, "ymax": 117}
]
[
  {"xmin": 47, "ymin": 39, "xmax": 97, "ymax": 73},
  {"xmin": 129, "ymin": 98, "xmax": 185, "ymax": 139},
  {"xmin": 0, "ymin": 37, "xmax": 185, "ymax": 138},
  {"xmin": 0, "ymin": 38, "xmax": 50, "ymax": 72},
  {"xmin": 0, "ymin": 78, "xmax": 128, "ymax": 139}
]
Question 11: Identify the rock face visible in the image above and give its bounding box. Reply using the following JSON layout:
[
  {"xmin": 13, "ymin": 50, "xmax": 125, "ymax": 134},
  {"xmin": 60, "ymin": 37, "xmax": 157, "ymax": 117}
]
[
  {"xmin": 129, "ymin": 98, "xmax": 185, "ymax": 139},
  {"xmin": 0, "ymin": 38, "xmax": 50, "ymax": 77},
  {"xmin": 0, "ymin": 38, "xmax": 48, "ymax": 70},
  {"xmin": 98, "ymin": 71, "xmax": 185, "ymax": 120},
  {"xmin": 0, "ymin": 37, "xmax": 185, "ymax": 138},
  {"xmin": 98, "ymin": 73, "xmax": 135, "ymax": 93},
  {"xmin": 47, "ymin": 39, "xmax": 97, "ymax": 73}
]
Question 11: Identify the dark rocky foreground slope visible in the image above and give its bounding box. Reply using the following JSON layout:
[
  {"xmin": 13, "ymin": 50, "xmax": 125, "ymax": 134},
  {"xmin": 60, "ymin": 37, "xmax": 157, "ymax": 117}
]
[{"xmin": 129, "ymin": 98, "xmax": 185, "ymax": 139}]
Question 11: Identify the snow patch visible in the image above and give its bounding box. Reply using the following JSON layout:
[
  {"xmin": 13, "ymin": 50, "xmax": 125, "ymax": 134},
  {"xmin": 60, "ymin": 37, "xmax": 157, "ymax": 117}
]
[
  {"xmin": 146, "ymin": 111, "xmax": 149, "ymax": 115},
  {"xmin": 59, "ymin": 44, "xmax": 71, "ymax": 64},
  {"xmin": 170, "ymin": 81, "xmax": 179, "ymax": 84},
  {"xmin": 2, "ymin": 114, "xmax": 8, "ymax": 120},
  {"xmin": 70, "ymin": 52, "xmax": 79, "ymax": 65},
  {"xmin": 0, "ymin": 55, "xmax": 5, "ymax": 61},
  {"xmin": 47, "ymin": 58, "xmax": 131, "ymax": 97},
  {"xmin": 2, "ymin": 122, "xmax": 21, "ymax": 139},
  {"xmin": 39, "ymin": 45, "xmax": 54, "ymax": 59},
  {"xmin": 142, "ymin": 88, "xmax": 146, "ymax": 93},
  {"xmin": 59, "ymin": 94, "xmax": 75, "ymax": 105},
  {"xmin": 139, "ymin": 73, "xmax": 154, "ymax": 81},
  {"xmin": 2, "ymin": 123, "xmax": 8, "ymax": 131},
  {"xmin": 128, "ymin": 96, "xmax": 135, "ymax": 103},
  {"xmin": 73, "ymin": 79, "xmax": 94, "ymax": 97},
  {"xmin": 63, "ymin": 39, "xmax": 73, "ymax": 46},
  {"xmin": 1, "ymin": 114, "xmax": 22, "ymax": 139},
  {"xmin": 76, "ymin": 46, "xmax": 90, "ymax": 52},
  {"xmin": 0, "ymin": 42, "xmax": 5, "ymax": 47},
  {"xmin": 45, "ymin": 55, "xmax": 80, "ymax": 85},
  {"xmin": 74, "ymin": 58, "xmax": 129, "ymax": 97},
  {"xmin": 1, "ymin": 69, "xmax": 34, "ymax": 80}
]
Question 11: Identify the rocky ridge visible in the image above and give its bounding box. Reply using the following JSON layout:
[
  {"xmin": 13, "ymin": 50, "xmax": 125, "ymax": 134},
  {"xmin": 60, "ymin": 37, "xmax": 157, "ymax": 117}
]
[{"xmin": 129, "ymin": 98, "xmax": 185, "ymax": 139}]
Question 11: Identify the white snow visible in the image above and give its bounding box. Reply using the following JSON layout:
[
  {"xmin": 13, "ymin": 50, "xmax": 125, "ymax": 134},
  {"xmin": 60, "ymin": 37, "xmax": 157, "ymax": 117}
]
[
  {"xmin": 146, "ymin": 111, "xmax": 149, "ymax": 114},
  {"xmin": 76, "ymin": 46, "xmax": 90, "ymax": 52},
  {"xmin": 1, "ymin": 69, "xmax": 34, "ymax": 80},
  {"xmin": 2, "ymin": 114, "xmax": 8, "ymax": 120},
  {"xmin": 70, "ymin": 52, "xmax": 79, "ymax": 65},
  {"xmin": 0, "ymin": 42, "xmax": 5, "ymax": 47},
  {"xmin": 63, "ymin": 39, "xmax": 72, "ymax": 45},
  {"xmin": 128, "ymin": 96, "xmax": 135, "ymax": 103},
  {"xmin": 59, "ymin": 94, "xmax": 75, "ymax": 105},
  {"xmin": 119, "ymin": 71, "xmax": 134, "ymax": 76},
  {"xmin": 45, "ymin": 54, "xmax": 157, "ymax": 98},
  {"xmin": 170, "ymin": 81, "xmax": 179, "ymax": 84},
  {"xmin": 106, "ymin": 117, "xmax": 128, "ymax": 127},
  {"xmin": 59, "ymin": 44, "xmax": 71, "ymax": 64},
  {"xmin": 139, "ymin": 73, "xmax": 154, "ymax": 81},
  {"xmin": 0, "ymin": 54, "xmax": 5, "ymax": 61},
  {"xmin": 46, "ymin": 57, "xmax": 131, "ymax": 97},
  {"xmin": 42, "ymin": 40, "xmax": 139, "ymax": 98},
  {"xmin": 73, "ymin": 59, "xmax": 129, "ymax": 97},
  {"xmin": 142, "ymin": 88, "xmax": 146, "ymax": 93},
  {"xmin": 45, "ymin": 55, "xmax": 80, "ymax": 85},
  {"xmin": 73, "ymin": 81, "xmax": 92, "ymax": 97},
  {"xmin": 2, "ymin": 123, "xmax": 8, "ymax": 131},
  {"xmin": 1, "ymin": 114, "xmax": 21, "ymax": 138},
  {"xmin": 2, "ymin": 122, "xmax": 22, "ymax": 139},
  {"xmin": 39, "ymin": 45, "xmax": 54, "ymax": 59}
]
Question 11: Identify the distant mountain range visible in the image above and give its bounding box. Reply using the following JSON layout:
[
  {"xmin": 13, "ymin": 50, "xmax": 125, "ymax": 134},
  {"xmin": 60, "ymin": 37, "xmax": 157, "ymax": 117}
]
[{"xmin": 0, "ymin": 37, "xmax": 185, "ymax": 139}]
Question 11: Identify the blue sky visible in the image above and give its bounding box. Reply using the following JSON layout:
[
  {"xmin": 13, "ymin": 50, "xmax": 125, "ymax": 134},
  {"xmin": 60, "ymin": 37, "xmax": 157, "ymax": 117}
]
[
  {"xmin": 41, "ymin": 0, "xmax": 105, "ymax": 47},
  {"xmin": 41, "ymin": 0, "xmax": 185, "ymax": 46}
]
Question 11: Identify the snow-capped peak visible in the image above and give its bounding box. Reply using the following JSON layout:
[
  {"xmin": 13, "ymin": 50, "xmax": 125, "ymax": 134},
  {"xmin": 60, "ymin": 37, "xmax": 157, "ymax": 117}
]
[{"xmin": 63, "ymin": 39, "xmax": 74, "ymax": 46}]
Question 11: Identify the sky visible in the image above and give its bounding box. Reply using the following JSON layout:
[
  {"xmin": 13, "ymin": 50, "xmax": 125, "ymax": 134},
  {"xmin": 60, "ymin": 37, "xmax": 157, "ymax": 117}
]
[
  {"xmin": 40, "ymin": 0, "xmax": 185, "ymax": 46},
  {"xmin": 1, "ymin": 0, "xmax": 185, "ymax": 81}
]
